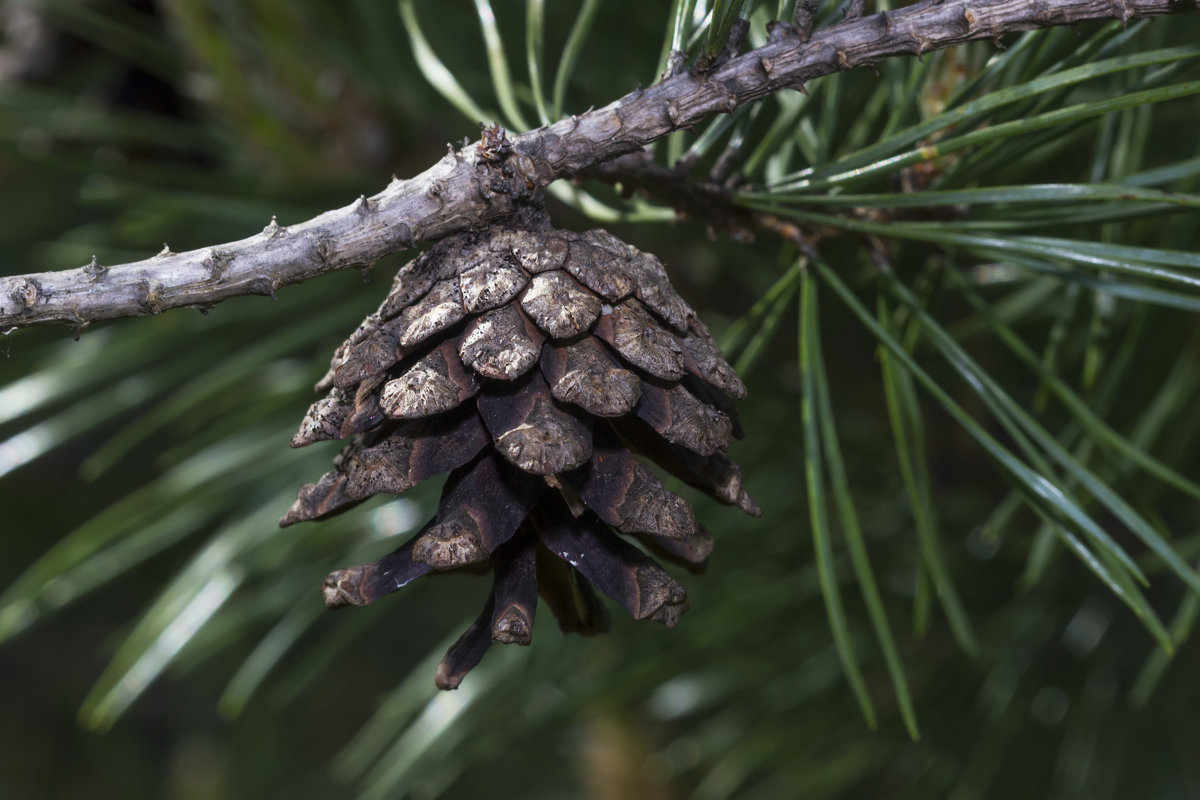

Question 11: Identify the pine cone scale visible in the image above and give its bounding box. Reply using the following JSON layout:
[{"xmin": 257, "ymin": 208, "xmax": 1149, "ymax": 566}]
[
  {"xmin": 536, "ymin": 508, "xmax": 688, "ymax": 626},
  {"xmin": 341, "ymin": 413, "xmax": 488, "ymax": 500},
  {"xmin": 379, "ymin": 339, "xmax": 480, "ymax": 420},
  {"xmin": 563, "ymin": 239, "xmax": 637, "ymax": 301},
  {"xmin": 280, "ymin": 410, "xmax": 490, "ymax": 526},
  {"xmin": 458, "ymin": 304, "xmax": 544, "ymax": 380},
  {"xmin": 613, "ymin": 416, "xmax": 761, "ymax": 516},
  {"xmin": 435, "ymin": 594, "xmax": 496, "ymax": 691},
  {"xmin": 477, "ymin": 373, "xmax": 593, "ymax": 475},
  {"xmin": 635, "ymin": 526, "xmax": 715, "ymax": 573},
  {"xmin": 291, "ymin": 388, "xmax": 353, "ymax": 448},
  {"xmin": 519, "ymin": 270, "xmax": 603, "ymax": 338},
  {"xmin": 593, "ymin": 299, "xmax": 686, "ymax": 380},
  {"xmin": 679, "ymin": 319, "xmax": 748, "ymax": 399},
  {"xmin": 634, "ymin": 378, "xmax": 733, "ymax": 456},
  {"xmin": 489, "ymin": 534, "xmax": 538, "ymax": 645},
  {"xmin": 322, "ymin": 527, "xmax": 433, "ymax": 608},
  {"xmin": 459, "ymin": 258, "xmax": 528, "ymax": 314},
  {"xmin": 340, "ymin": 375, "xmax": 387, "ymax": 437},
  {"xmin": 535, "ymin": 542, "xmax": 612, "ymax": 636},
  {"xmin": 379, "ymin": 250, "xmax": 461, "ymax": 320},
  {"xmin": 567, "ymin": 438, "xmax": 698, "ymax": 540},
  {"xmin": 412, "ymin": 454, "xmax": 544, "ymax": 570},
  {"xmin": 541, "ymin": 336, "xmax": 642, "ymax": 417}
]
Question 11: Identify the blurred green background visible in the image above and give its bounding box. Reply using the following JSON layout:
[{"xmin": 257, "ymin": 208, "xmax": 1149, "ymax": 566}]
[{"xmin": 2, "ymin": 1, "xmax": 1200, "ymax": 798}]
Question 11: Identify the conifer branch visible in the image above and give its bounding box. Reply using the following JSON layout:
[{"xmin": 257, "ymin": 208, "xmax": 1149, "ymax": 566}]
[{"xmin": 1, "ymin": 0, "xmax": 1195, "ymax": 332}]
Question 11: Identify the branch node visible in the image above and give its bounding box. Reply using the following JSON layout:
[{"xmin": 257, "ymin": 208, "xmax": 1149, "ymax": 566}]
[
  {"xmin": 316, "ymin": 237, "xmax": 336, "ymax": 266},
  {"xmin": 691, "ymin": 52, "xmax": 717, "ymax": 76},
  {"xmin": 137, "ymin": 279, "xmax": 164, "ymax": 314},
  {"xmin": 514, "ymin": 155, "xmax": 538, "ymax": 189},
  {"xmin": 1117, "ymin": 0, "xmax": 1134, "ymax": 25},
  {"xmin": 205, "ymin": 249, "xmax": 231, "ymax": 282},
  {"xmin": 394, "ymin": 220, "xmax": 414, "ymax": 248},
  {"xmin": 254, "ymin": 275, "xmax": 279, "ymax": 300},
  {"xmin": 765, "ymin": 20, "xmax": 796, "ymax": 43},
  {"xmin": 477, "ymin": 124, "xmax": 511, "ymax": 162},
  {"xmin": 663, "ymin": 50, "xmax": 688, "ymax": 80},
  {"xmin": 263, "ymin": 215, "xmax": 289, "ymax": 238},
  {"xmin": 476, "ymin": 175, "xmax": 497, "ymax": 201},
  {"xmin": 665, "ymin": 100, "xmax": 683, "ymax": 127},
  {"xmin": 793, "ymin": 0, "xmax": 818, "ymax": 40},
  {"xmin": 426, "ymin": 179, "xmax": 449, "ymax": 212},
  {"xmin": 11, "ymin": 278, "xmax": 41, "ymax": 311},
  {"xmin": 719, "ymin": 18, "xmax": 750, "ymax": 65},
  {"xmin": 720, "ymin": 82, "xmax": 739, "ymax": 112},
  {"xmin": 85, "ymin": 254, "xmax": 108, "ymax": 281},
  {"xmin": 756, "ymin": 55, "xmax": 775, "ymax": 84},
  {"xmin": 354, "ymin": 195, "xmax": 377, "ymax": 217}
]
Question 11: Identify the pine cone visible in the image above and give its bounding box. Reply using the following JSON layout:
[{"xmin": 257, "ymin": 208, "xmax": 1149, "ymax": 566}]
[{"xmin": 282, "ymin": 206, "xmax": 758, "ymax": 690}]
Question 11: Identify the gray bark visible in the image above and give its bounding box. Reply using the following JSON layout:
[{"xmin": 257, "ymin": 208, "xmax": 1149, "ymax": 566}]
[{"xmin": 1, "ymin": 0, "xmax": 1195, "ymax": 332}]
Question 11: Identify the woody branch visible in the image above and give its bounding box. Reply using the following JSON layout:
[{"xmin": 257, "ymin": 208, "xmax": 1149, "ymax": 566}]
[{"xmin": 1, "ymin": 0, "xmax": 1195, "ymax": 332}]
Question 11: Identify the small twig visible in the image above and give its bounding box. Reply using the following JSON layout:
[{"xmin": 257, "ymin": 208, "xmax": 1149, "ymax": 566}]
[{"xmin": 1, "ymin": 0, "xmax": 1194, "ymax": 332}]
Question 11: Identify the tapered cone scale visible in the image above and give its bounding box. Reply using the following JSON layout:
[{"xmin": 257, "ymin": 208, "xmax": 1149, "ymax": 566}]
[
  {"xmin": 489, "ymin": 533, "xmax": 539, "ymax": 645},
  {"xmin": 564, "ymin": 434, "xmax": 698, "ymax": 540},
  {"xmin": 634, "ymin": 378, "xmax": 732, "ymax": 457},
  {"xmin": 341, "ymin": 375, "xmax": 387, "ymax": 436},
  {"xmin": 534, "ymin": 540, "xmax": 612, "ymax": 636},
  {"xmin": 291, "ymin": 388, "xmax": 353, "ymax": 448},
  {"xmin": 284, "ymin": 205, "xmax": 758, "ymax": 689},
  {"xmin": 321, "ymin": 524, "xmax": 434, "ymax": 608},
  {"xmin": 411, "ymin": 454, "xmax": 543, "ymax": 569},
  {"xmin": 612, "ymin": 416, "xmax": 761, "ymax": 517},
  {"xmin": 535, "ymin": 507, "xmax": 689, "ymax": 626},
  {"xmin": 280, "ymin": 410, "xmax": 491, "ymax": 527},
  {"xmin": 635, "ymin": 527, "xmax": 715, "ymax": 574},
  {"xmin": 459, "ymin": 258, "xmax": 528, "ymax": 314},
  {"xmin": 679, "ymin": 318, "xmax": 748, "ymax": 399},
  {"xmin": 436, "ymin": 595, "xmax": 496, "ymax": 691}
]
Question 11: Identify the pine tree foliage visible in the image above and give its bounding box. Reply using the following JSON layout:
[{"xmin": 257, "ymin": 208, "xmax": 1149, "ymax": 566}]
[{"xmin": 1, "ymin": 1, "xmax": 1199, "ymax": 797}]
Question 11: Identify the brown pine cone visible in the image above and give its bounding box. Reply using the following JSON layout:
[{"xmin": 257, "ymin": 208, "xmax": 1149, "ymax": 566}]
[{"xmin": 282, "ymin": 205, "xmax": 758, "ymax": 690}]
